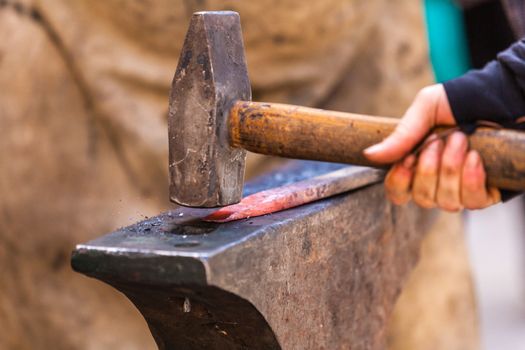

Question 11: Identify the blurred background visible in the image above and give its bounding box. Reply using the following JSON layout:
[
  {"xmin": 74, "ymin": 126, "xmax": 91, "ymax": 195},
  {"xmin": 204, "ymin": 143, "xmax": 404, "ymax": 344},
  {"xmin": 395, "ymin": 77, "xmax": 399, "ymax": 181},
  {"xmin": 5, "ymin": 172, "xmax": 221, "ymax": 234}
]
[
  {"xmin": 426, "ymin": 1, "xmax": 525, "ymax": 347},
  {"xmin": 466, "ymin": 200, "xmax": 525, "ymax": 350},
  {"xmin": 0, "ymin": 0, "xmax": 524, "ymax": 349}
]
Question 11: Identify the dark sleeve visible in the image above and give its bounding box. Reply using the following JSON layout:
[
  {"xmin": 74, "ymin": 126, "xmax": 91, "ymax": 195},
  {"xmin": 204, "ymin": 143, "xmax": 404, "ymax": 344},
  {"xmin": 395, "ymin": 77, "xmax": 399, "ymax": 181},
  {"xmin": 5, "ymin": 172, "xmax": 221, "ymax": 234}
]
[
  {"xmin": 443, "ymin": 38, "xmax": 525, "ymax": 129},
  {"xmin": 444, "ymin": 39, "xmax": 525, "ymax": 201}
]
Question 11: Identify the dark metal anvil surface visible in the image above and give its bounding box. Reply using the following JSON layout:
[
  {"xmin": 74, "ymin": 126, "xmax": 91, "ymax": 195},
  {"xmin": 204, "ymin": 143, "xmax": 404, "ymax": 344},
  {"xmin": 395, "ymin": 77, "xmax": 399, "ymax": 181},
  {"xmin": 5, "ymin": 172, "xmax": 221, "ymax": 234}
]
[{"xmin": 71, "ymin": 161, "xmax": 434, "ymax": 350}]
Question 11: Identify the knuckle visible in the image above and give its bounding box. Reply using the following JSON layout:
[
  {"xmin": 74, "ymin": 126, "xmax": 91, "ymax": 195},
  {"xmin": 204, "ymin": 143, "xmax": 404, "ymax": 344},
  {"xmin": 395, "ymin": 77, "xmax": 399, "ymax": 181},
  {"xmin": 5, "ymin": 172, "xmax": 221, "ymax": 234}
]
[
  {"xmin": 461, "ymin": 192, "xmax": 480, "ymax": 209},
  {"xmin": 416, "ymin": 200, "xmax": 435, "ymax": 209},
  {"xmin": 395, "ymin": 118, "xmax": 425, "ymax": 143},
  {"xmin": 384, "ymin": 178, "xmax": 400, "ymax": 193},
  {"xmin": 417, "ymin": 86, "xmax": 436, "ymax": 101},
  {"xmin": 444, "ymin": 206, "xmax": 462, "ymax": 212},
  {"xmin": 394, "ymin": 123, "xmax": 417, "ymax": 143},
  {"xmin": 436, "ymin": 192, "xmax": 461, "ymax": 212},
  {"xmin": 462, "ymin": 177, "xmax": 482, "ymax": 192},
  {"xmin": 463, "ymin": 189, "xmax": 500, "ymax": 210},
  {"xmin": 418, "ymin": 166, "xmax": 437, "ymax": 178},
  {"xmin": 437, "ymin": 200, "xmax": 462, "ymax": 212},
  {"xmin": 413, "ymin": 194, "xmax": 435, "ymax": 209},
  {"xmin": 413, "ymin": 188, "xmax": 433, "ymax": 203},
  {"xmin": 395, "ymin": 122, "xmax": 411, "ymax": 135},
  {"xmin": 464, "ymin": 202, "xmax": 485, "ymax": 210},
  {"xmin": 441, "ymin": 162, "xmax": 458, "ymax": 177},
  {"xmin": 386, "ymin": 165, "xmax": 404, "ymax": 178}
]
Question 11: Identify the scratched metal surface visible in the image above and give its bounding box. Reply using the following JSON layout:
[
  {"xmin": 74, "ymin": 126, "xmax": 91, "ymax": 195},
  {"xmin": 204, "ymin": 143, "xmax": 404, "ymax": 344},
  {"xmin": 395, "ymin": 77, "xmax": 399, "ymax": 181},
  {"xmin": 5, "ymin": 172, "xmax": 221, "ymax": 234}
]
[
  {"xmin": 168, "ymin": 12, "xmax": 252, "ymax": 207},
  {"xmin": 72, "ymin": 160, "xmax": 433, "ymax": 350},
  {"xmin": 72, "ymin": 161, "xmax": 351, "ymax": 266}
]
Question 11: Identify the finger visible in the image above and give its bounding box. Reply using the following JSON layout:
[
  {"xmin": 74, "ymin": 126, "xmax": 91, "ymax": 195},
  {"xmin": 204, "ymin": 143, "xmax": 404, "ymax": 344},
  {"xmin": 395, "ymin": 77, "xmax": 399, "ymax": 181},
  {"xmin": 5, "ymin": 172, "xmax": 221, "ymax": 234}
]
[
  {"xmin": 412, "ymin": 139, "xmax": 443, "ymax": 208},
  {"xmin": 364, "ymin": 98, "xmax": 435, "ymax": 164},
  {"xmin": 364, "ymin": 85, "xmax": 454, "ymax": 164},
  {"xmin": 436, "ymin": 132, "xmax": 468, "ymax": 211},
  {"xmin": 461, "ymin": 150, "xmax": 490, "ymax": 209},
  {"xmin": 462, "ymin": 151, "xmax": 501, "ymax": 209},
  {"xmin": 385, "ymin": 155, "xmax": 415, "ymax": 205},
  {"xmin": 480, "ymin": 158, "xmax": 501, "ymax": 206}
]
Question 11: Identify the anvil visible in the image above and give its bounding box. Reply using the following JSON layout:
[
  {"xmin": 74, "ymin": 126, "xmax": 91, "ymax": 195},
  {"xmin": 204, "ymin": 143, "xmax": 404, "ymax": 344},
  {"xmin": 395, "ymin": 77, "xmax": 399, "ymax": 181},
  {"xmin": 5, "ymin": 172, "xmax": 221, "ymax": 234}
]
[{"xmin": 72, "ymin": 161, "xmax": 434, "ymax": 349}]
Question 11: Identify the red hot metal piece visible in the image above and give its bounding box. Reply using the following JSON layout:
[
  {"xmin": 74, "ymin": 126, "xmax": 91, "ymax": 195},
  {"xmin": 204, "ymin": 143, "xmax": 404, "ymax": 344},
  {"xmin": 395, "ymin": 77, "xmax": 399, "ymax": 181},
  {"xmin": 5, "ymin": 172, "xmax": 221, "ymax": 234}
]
[{"xmin": 204, "ymin": 166, "xmax": 384, "ymax": 223}]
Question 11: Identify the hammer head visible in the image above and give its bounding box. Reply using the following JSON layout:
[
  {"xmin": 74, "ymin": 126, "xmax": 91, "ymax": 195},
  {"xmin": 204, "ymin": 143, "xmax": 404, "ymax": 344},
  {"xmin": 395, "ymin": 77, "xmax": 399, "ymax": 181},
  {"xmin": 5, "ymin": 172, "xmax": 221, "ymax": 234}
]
[{"xmin": 169, "ymin": 11, "xmax": 251, "ymax": 207}]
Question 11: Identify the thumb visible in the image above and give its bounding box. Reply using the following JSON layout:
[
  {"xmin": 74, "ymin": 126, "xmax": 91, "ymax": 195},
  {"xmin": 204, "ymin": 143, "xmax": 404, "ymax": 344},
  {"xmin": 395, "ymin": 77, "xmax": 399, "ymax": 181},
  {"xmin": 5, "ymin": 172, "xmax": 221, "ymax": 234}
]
[{"xmin": 364, "ymin": 86, "xmax": 442, "ymax": 164}]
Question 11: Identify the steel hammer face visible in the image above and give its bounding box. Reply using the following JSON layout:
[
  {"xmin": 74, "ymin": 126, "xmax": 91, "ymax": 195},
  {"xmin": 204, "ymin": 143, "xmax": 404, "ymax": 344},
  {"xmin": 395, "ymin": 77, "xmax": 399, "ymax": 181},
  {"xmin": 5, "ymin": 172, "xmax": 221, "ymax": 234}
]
[{"xmin": 169, "ymin": 11, "xmax": 251, "ymax": 207}]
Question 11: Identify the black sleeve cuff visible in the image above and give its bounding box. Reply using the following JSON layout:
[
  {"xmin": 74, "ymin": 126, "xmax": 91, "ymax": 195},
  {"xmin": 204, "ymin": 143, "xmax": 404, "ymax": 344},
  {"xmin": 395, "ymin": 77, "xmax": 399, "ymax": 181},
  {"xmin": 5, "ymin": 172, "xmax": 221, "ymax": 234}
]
[
  {"xmin": 443, "ymin": 61, "xmax": 525, "ymax": 129},
  {"xmin": 442, "ymin": 40, "xmax": 525, "ymax": 200}
]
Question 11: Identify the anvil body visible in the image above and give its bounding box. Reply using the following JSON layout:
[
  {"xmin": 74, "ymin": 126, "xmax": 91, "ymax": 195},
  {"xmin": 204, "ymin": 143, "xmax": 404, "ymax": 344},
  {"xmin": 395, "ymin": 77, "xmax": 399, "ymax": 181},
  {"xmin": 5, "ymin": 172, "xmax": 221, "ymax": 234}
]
[{"xmin": 72, "ymin": 161, "xmax": 434, "ymax": 349}]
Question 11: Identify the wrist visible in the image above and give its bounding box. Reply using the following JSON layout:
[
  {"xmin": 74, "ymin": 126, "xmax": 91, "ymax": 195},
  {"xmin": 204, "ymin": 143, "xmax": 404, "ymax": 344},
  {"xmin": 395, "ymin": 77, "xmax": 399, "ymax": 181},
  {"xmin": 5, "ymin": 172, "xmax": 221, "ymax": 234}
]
[{"xmin": 423, "ymin": 84, "xmax": 456, "ymax": 126}]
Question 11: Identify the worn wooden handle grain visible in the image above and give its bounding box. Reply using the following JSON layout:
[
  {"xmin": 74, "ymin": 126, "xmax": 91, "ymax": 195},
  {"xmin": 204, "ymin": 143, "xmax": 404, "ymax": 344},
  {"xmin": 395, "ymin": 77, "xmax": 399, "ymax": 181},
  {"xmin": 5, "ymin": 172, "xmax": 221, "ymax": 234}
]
[{"xmin": 229, "ymin": 101, "xmax": 525, "ymax": 191}]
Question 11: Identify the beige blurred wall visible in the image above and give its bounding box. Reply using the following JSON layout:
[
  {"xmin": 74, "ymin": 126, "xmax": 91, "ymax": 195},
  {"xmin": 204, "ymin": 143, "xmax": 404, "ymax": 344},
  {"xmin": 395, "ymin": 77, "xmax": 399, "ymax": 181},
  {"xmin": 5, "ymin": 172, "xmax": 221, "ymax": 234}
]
[{"xmin": 0, "ymin": 1, "xmax": 477, "ymax": 349}]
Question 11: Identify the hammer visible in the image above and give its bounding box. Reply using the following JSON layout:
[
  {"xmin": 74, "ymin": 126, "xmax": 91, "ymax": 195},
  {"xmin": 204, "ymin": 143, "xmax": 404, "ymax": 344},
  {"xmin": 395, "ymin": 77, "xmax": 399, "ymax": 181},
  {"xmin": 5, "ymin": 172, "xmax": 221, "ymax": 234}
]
[{"xmin": 169, "ymin": 11, "xmax": 525, "ymax": 207}]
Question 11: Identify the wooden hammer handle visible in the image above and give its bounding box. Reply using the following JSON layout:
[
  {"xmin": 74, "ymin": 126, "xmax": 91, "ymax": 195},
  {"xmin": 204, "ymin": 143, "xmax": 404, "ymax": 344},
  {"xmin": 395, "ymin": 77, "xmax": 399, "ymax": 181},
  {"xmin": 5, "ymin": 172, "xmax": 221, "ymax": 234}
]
[{"xmin": 229, "ymin": 101, "xmax": 525, "ymax": 191}]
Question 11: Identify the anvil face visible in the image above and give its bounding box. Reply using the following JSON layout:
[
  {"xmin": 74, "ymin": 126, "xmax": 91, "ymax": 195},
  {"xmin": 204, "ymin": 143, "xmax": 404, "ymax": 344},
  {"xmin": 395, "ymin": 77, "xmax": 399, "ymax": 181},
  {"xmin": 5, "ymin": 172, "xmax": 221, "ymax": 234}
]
[{"xmin": 73, "ymin": 161, "xmax": 351, "ymax": 277}]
